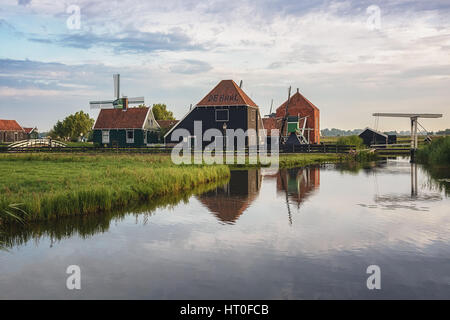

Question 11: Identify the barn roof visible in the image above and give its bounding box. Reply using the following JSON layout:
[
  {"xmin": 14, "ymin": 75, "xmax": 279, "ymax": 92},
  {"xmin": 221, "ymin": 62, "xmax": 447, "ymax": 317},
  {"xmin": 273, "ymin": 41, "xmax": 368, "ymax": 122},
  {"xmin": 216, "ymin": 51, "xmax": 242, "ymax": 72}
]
[
  {"xmin": 156, "ymin": 120, "xmax": 179, "ymax": 129},
  {"xmin": 0, "ymin": 119, "xmax": 24, "ymax": 131},
  {"xmin": 197, "ymin": 80, "xmax": 258, "ymax": 107},
  {"xmin": 93, "ymin": 107, "xmax": 150, "ymax": 129},
  {"xmin": 197, "ymin": 195, "xmax": 256, "ymax": 223},
  {"xmin": 276, "ymin": 91, "xmax": 319, "ymax": 117},
  {"xmin": 359, "ymin": 127, "xmax": 388, "ymax": 138},
  {"xmin": 23, "ymin": 127, "xmax": 37, "ymax": 134}
]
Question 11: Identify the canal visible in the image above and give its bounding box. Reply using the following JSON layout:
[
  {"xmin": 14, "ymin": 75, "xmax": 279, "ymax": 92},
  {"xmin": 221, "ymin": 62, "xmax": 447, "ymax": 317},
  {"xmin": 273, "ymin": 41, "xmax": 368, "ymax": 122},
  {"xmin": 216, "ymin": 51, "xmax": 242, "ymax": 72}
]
[{"xmin": 1, "ymin": 158, "xmax": 449, "ymax": 299}]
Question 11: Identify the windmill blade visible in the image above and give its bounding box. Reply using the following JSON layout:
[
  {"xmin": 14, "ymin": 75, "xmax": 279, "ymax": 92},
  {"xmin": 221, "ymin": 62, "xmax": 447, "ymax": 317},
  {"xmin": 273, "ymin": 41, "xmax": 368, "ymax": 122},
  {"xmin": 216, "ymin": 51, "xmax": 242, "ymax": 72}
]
[
  {"xmin": 127, "ymin": 97, "xmax": 145, "ymax": 105},
  {"xmin": 90, "ymin": 100, "xmax": 114, "ymax": 109},
  {"xmin": 114, "ymin": 74, "xmax": 120, "ymax": 100}
]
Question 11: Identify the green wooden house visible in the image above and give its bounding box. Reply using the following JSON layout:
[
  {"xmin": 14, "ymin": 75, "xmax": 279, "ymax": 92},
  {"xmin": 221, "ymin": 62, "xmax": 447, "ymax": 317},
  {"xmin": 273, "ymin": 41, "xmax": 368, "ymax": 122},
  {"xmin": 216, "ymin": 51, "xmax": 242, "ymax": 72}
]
[{"xmin": 93, "ymin": 107, "xmax": 160, "ymax": 147}]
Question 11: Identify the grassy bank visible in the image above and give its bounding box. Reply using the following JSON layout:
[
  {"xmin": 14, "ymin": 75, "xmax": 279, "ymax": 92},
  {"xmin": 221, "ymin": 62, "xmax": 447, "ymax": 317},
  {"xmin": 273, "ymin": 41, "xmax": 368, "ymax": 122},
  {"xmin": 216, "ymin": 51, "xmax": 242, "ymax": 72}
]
[
  {"xmin": 0, "ymin": 154, "xmax": 229, "ymax": 223},
  {"xmin": 278, "ymin": 150, "xmax": 377, "ymax": 168},
  {"xmin": 416, "ymin": 136, "xmax": 450, "ymax": 165}
]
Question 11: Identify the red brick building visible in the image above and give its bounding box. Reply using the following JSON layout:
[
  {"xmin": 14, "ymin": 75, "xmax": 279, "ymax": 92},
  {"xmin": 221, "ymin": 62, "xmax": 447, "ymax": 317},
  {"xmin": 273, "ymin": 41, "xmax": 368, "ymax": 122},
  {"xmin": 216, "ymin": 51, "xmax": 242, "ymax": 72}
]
[
  {"xmin": 0, "ymin": 119, "xmax": 26, "ymax": 143},
  {"xmin": 275, "ymin": 89, "xmax": 320, "ymax": 144}
]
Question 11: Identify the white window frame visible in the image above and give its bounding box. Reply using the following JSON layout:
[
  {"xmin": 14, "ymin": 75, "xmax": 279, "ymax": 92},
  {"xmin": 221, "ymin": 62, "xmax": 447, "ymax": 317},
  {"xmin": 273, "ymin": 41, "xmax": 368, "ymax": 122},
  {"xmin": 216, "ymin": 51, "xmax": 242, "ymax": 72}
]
[
  {"xmin": 126, "ymin": 130, "xmax": 134, "ymax": 144},
  {"xmin": 215, "ymin": 109, "xmax": 229, "ymax": 122},
  {"xmin": 144, "ymin": 130, "xmax": 147, "ymax": 144},
  {"xmin": 102, "ymin": 130, "xmax": 110, "ymax": 144}
]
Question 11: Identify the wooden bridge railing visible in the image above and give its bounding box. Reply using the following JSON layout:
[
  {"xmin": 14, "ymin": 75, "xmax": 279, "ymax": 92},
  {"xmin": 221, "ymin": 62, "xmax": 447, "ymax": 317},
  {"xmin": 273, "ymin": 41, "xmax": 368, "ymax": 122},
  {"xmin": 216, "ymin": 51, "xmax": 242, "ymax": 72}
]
[{"xmin": 7, "ymin": 139, "xmax": 67, "ymax": 149}]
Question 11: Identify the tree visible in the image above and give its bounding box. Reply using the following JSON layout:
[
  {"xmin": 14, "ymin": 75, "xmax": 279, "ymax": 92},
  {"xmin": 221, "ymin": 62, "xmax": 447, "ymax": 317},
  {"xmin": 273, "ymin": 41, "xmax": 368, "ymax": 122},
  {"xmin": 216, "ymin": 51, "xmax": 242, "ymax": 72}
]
[
  {"xmin": 51, "ymin": 111, "xmax": 95, "ymax": 141},
  {"xmin": 152, "ymin": 104, "xmax": 175, "ymax": 120}
]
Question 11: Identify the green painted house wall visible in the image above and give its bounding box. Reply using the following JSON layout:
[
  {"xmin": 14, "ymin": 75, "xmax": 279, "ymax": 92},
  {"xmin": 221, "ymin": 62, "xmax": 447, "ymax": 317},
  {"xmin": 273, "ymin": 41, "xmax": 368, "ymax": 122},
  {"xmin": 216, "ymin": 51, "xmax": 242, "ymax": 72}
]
[{"xmin": 93, "ymin": 129, "xmax": 149, "ymax": 147}]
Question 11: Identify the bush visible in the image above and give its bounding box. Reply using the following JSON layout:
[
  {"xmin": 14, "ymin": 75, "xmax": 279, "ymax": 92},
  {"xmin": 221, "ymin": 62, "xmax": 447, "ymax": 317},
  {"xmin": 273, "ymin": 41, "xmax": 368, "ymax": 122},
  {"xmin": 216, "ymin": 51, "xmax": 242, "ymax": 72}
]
[
  {"xmin": 336, "ymin": 135, "xmax": 364, "ymax": 149},
  {"xmin": 416, "ymin": 136, "xmax": 450, "ymax": 165}
]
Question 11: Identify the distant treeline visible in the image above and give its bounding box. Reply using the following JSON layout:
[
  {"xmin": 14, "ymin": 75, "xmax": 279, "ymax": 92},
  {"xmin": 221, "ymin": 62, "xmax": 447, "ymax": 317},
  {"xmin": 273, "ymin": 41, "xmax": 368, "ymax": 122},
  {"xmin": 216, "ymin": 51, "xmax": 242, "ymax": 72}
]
[{"xmin": 321, "ymin": 128, "xmax": 450, "ymax": 137}]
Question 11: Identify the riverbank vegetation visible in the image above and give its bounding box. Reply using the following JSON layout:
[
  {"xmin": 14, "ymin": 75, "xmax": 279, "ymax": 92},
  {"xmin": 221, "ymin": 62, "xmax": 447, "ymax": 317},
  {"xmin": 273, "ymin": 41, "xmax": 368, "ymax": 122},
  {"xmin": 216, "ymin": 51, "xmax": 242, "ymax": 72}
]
[
  {"xmin": 0, "ymin": 154, "xmax": 229, "ymax": 223},
  {"xmin": 416, "ymin": 136, "xmax": 450, "ymax": 165}
]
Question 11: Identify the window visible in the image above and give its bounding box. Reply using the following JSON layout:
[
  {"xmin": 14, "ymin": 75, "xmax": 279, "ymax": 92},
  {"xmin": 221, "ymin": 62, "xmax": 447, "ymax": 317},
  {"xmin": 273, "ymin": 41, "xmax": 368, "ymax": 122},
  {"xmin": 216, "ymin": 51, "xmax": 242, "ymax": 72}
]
[
  {"xmin": 102, "ymin": 130, "xmax": 110, "ymax": 144},
  {"xmin": 126, "ymin": 130, "xmax": 134, "ymax": 144},
  {"xmin": 144, "ymin": 130, "xmax": 147, "ymax": 144},
  {"xmin": 215, "ymin": 109, "xmax": 229, "ymax": 122},
  {"xmin": 14, "ymin": 132, "xmax": 18, "ymax": 142}
]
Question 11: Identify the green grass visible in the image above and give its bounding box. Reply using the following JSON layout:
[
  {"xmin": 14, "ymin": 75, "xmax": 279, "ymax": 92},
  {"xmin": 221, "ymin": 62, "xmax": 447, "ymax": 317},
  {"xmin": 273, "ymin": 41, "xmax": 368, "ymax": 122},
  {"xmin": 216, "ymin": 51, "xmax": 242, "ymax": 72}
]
[
  {"xmin": 64, "ymin": 141, "xmax": 94, "ymax": 147},
  {"xmin": 277, "ymin": 151, "xmax": 377, "ymax": 168},
  {"xmin": 416, "ymin": 136, "xmax": 450, "ymax": 165},
  {"xmin": 0, "ymin": 154, "xmax": 229, "ymax": 223},
  {"xmin": 336, "ymin": 135, "xmax": 364, "ymax": 149}
]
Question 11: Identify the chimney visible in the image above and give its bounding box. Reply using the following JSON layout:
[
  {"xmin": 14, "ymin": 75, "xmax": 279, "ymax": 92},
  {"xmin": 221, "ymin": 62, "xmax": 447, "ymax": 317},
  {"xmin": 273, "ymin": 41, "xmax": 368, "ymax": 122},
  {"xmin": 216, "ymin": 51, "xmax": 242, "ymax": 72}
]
[
  {"xmin": 122, "ymin": 97, "xmax": 128, "ymax": 111},
  {"xmin": 297, "ymin": 88, "xmax": 299, "ymax": 94},
  {"xmin": 239, "ymin": 80, "xmax": 243, "ymax": 88}
]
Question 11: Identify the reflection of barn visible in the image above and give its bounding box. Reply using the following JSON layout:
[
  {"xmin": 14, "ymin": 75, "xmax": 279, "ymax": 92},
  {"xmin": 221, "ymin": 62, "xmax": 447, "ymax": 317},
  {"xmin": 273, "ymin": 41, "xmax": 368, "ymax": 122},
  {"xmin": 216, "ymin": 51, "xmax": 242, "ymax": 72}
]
[
  {"xmin": 197, "ymin": 169, "xmax": 261, "ymax": 224},
  {"xmin": 277, "ymin": 167, "xmax": 320, "ymax": 207}
]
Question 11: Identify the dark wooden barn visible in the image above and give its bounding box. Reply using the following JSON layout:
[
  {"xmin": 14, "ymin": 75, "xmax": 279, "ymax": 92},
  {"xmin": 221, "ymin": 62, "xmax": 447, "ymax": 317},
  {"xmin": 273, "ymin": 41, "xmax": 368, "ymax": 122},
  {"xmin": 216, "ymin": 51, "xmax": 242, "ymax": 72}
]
[
  {"xmin": 358, "ymin": 128, "xmax": 388, "ymax": 146},
  {"xmin": 164, "ymin": 80, "xmax": 264, "ymax": 149},
  {"xmin": 388, "ymin": 134, "xmax": 397, "ymax": 144},
  {"xmin": 93, "ymin": 107, "xmax": 159, "ymax": 147}
]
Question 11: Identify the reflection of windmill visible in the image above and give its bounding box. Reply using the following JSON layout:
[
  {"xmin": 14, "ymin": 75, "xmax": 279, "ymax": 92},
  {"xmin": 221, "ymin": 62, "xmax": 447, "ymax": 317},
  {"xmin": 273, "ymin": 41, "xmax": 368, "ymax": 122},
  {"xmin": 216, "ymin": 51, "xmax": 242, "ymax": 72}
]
[
  {"xmin": 89, "ymin": 74, "xmax": 145, "ymax": 109},
  {"xmin": 278, "ymin": 170, "xmax": 293, "ymax": 225},
  {"xmin": 278, "ymin": 167, "xmax": 320, "ymax": 225}
]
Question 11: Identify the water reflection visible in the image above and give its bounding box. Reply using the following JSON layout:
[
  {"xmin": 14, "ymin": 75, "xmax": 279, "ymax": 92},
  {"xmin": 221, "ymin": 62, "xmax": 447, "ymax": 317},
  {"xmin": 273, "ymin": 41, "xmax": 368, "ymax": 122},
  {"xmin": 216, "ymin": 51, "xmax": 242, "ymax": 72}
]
[
  {"xmin": 363, "ymin": 162, "xmax": 443, "ymax": 211},
  {"xmin": 1, "ymin": 159, "xmax": 450, "ymax": 299},
  {"xmin": 197, "ymin": 170, "xmax": 261, "ymax": 224},
  {"xmin": 263, "ymin": 167, "xmax": 320, "ymax": 225}
]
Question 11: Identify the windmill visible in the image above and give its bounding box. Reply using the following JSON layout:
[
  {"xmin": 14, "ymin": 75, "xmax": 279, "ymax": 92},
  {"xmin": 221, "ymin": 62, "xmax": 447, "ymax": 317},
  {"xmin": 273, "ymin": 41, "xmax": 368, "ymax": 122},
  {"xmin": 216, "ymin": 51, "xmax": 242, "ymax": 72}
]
[
  {"xmin": 89, "ymin": 74, "xmax": 145, "ymax": 110},
  {"xmin": 279, "ymin": 86, "xmax": 309, "ymax": 145}
]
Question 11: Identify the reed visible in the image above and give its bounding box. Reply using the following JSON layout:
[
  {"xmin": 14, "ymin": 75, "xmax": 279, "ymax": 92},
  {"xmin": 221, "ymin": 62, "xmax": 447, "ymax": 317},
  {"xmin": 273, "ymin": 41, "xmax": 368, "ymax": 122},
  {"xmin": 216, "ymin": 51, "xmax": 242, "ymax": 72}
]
[
  {"xmin": 416, "ymin": 136, "xmax": 450, "ymax": 165},
  {"xmin": 0, "ymin": 154, "xmax": 229, "ymax": 223}
]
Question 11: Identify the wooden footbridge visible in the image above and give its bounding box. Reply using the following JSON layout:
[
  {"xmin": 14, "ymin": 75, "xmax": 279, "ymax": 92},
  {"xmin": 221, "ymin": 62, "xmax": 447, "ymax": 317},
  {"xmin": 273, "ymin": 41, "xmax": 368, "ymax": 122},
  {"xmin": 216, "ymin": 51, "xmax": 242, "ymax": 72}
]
[{"xmin": 7, "ymin": 139, "xmax": 67, "ymax": 149}]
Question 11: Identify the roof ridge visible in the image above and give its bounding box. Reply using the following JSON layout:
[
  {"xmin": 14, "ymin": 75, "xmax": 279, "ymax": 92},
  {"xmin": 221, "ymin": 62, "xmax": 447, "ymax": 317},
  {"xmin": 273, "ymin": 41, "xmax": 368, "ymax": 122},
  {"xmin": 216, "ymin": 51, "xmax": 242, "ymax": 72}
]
[
  {"xmin": 230, "ymin": 80, "xmax": 258, "ymax": 107},
  {"xmin": 196, "ymin": 80, "xmax": 258, "ymax": 107}
]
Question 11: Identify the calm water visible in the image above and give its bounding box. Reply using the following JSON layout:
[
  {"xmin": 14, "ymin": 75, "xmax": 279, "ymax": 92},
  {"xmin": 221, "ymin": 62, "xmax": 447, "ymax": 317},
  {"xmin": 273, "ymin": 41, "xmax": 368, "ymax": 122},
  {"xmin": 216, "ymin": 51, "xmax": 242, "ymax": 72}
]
[{"xmin": 1, "ymin": 158, "xmax": 449, "ymax": 299}]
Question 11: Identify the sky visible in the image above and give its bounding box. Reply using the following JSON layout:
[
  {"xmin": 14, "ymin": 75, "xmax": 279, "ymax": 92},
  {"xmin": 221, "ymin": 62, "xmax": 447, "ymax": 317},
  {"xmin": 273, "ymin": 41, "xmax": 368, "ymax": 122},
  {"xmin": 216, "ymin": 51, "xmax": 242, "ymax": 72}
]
[{"xmin": 0, "ymin": 0, "xmax": 449, "ymax": 132}]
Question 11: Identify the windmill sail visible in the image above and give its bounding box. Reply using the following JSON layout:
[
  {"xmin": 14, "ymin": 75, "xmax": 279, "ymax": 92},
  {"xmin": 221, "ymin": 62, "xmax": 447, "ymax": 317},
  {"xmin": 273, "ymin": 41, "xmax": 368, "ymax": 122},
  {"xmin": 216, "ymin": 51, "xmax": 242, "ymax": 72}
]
[
  {"xmin": 90, "ymin": 100, "xmax": 114, "ymax": 109},
  {"xmin": 114, "ymin": 74, "xmax": 120, "ymax": 100},
  {"xmin": 128, "ymin": 97, "xmax": 145, "ymax": 105},
  {"xmin": 89, "ymin": 74, "xmax": 145, "ymax": 109}
]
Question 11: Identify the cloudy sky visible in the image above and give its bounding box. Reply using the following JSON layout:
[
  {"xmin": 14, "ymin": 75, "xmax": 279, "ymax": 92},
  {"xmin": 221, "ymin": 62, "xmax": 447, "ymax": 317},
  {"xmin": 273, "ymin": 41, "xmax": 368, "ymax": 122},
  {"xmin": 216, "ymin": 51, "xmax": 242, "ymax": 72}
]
[{"xmin": 0, "ymin": 0, "xmax": 449, "ymax": 131}]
